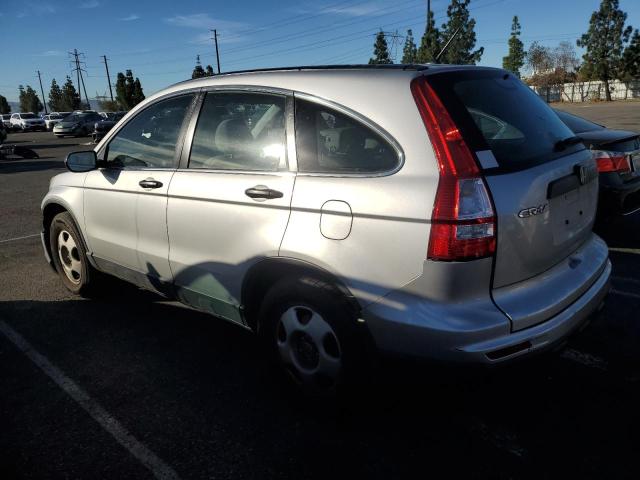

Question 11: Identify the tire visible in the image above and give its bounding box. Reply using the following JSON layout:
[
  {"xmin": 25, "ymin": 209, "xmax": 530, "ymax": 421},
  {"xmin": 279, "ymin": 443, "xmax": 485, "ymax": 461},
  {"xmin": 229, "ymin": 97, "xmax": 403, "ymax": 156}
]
[
  {"xmin": 49, "ymin": 212, "xmax": 97, "ymax": 296},
  {"xmin": 258, "ymin": 277, "xmax": 367, "ymax": 397}
]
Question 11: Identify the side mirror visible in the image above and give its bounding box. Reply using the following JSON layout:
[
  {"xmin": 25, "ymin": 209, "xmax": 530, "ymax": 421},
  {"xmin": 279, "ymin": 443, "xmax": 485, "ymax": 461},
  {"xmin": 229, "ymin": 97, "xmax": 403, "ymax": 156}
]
[{"xmin": 66, "ymin": 150, "xmax": 98, "ymax": 172}]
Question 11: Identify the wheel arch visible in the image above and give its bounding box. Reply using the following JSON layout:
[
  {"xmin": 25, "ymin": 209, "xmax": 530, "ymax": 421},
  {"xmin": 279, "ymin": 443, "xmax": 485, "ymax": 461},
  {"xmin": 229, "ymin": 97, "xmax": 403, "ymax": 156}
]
[
  {"xmin": 241, "ymin": 257, "xmax": 361, "ymax": 331},
  {"xmin": 42, "ymin": 200, "xmax": 96, "ymax": 269}
]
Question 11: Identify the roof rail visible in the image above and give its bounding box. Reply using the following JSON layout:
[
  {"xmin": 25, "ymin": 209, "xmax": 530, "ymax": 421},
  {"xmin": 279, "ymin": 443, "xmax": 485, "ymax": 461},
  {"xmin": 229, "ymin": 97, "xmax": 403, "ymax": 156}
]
[{"xmin": 171, "ymin": 64, "xmax": 430, "ymax": 87}]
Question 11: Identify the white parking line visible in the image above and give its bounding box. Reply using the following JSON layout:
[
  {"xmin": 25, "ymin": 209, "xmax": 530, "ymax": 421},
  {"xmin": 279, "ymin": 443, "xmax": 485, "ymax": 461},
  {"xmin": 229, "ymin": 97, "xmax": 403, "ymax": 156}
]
[
  {"xmin": 0, "ymin": 233, "xmax": 40, "ymax": 244},
  {"xmin": 610, "ymin": 288, "xmax": 640, "ymax": 300},
  {"xmin": 609, "ymin": 247, "xmax": 640, "ymax": 255},
  {"xmin": 0, "ymin": 321, "xmax": 180, "ymax": 480}
]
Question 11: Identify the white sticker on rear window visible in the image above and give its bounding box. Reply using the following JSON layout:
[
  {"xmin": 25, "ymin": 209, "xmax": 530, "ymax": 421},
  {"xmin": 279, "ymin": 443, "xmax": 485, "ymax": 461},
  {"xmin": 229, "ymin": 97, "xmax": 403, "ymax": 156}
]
[{"xmin": 476, "ymin": 150, "xmax": 499, "ymax": 169}]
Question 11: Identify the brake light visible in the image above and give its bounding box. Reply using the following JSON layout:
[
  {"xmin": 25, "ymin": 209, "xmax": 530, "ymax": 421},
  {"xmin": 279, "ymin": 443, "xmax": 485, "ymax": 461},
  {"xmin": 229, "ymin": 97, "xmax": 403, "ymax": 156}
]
[
  {"xmin": 593, "ymin": 151, "xmax": 631, "ymax": 173},
  {"xmin": 411, "ymin": 77, "xmax": 496, "ymax": 261}
]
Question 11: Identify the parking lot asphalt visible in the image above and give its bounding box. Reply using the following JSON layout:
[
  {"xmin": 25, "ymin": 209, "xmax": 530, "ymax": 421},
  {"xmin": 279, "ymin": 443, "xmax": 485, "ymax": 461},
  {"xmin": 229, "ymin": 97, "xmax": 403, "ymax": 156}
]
[{"xmin": 1, "ymin": 127, "xmax": 640, "ymax": 479}]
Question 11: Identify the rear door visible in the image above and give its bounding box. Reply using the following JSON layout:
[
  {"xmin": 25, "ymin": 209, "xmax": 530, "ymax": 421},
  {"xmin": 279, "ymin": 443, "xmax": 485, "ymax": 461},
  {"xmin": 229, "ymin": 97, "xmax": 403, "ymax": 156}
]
[{"xmin": 427, "ymin": 70, "xmax": 600, "ymax": 327}]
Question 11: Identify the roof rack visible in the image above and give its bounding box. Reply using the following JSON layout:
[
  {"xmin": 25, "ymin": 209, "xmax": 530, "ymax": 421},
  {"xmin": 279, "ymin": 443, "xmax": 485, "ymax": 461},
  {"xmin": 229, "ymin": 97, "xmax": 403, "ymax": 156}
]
[{"xmin": 172, "ymin": 64, "xmax": 430, "ymax": 86}]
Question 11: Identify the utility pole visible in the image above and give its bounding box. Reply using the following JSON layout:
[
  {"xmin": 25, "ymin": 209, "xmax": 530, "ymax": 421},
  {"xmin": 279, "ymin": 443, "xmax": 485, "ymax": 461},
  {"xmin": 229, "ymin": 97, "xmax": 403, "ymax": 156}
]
[
  {"xmin": 211, "ymin": 29, "xmax": 221, "ymax": 73},
  {"xmin": 101, "ymin": 55, "xmax": 114, "ymax": 102},
  {"xmin": 427, "ymin": 0, "xmax": 431, "ymax": 35},
  {"xmin": 36, "ymin": 70, "xmax": 48, "ymax": 114},
  {"xmin": 72, "ymin": 49, "xmax": 82, "ymax": 107},
  {"xmin": 69, "ymin": 49, "xmax": 90, "ymax": 109}
]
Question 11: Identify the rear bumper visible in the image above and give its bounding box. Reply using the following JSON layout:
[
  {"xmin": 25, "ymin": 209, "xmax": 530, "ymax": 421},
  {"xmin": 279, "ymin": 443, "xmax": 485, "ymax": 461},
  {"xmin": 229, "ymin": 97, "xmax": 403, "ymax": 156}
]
[{"xmin": 362, "ymin": 256, "xmax": 611, "ymax": 365}]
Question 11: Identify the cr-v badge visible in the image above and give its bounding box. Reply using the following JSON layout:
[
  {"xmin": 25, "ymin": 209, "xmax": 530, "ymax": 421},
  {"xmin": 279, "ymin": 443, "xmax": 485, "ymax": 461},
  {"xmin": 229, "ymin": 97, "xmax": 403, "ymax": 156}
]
[{"xmin": 518, "ymin": 204, "xmax": 548, "ymax": 218}]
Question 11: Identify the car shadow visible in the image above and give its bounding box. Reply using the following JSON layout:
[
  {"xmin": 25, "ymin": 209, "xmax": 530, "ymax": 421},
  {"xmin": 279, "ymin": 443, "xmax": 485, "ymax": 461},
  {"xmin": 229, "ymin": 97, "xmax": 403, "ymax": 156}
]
[{"xmin": 1, "ymin": 286, "xmax": 638, "ymax": 478}]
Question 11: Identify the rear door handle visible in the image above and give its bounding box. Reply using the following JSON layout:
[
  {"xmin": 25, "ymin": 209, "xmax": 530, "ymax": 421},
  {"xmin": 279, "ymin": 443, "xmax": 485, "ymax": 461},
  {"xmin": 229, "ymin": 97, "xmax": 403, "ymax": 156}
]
[
  {"xmin": 139, "ymin": 178, "xmax": 163, "ymax": 189},
  {"xmin": 244, "ymin": 185, "xmax": 283, "ymax": 200}
]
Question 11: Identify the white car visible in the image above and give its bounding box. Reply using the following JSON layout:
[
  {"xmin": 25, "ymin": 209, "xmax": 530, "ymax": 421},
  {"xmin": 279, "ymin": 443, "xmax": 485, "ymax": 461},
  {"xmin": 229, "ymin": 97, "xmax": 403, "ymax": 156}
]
[
  {"xmin": 44, "ymin": 113, "xmax": 65, "ymax": 130},
  {"xmin": 10, "ymin": 112, "xmax": 46, "ymax": 131},
  {"xmin": 1, "ymin": 114, "xmax": 12, "ymax": 130}
]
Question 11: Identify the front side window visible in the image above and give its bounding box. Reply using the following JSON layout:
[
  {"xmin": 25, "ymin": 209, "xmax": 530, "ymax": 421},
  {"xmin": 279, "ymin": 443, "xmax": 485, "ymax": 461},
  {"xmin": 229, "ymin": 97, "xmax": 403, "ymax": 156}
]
[
  {"xmin": 106, "ymin": 94, "xmax": 194, "ymax": 168},
  {"xmin": 295, "ymin": 99, "xmax": 399, "ymax": 174},
  {"xmin": 189, "ymin": 92, "xmax": 286, "ymax": 171}
]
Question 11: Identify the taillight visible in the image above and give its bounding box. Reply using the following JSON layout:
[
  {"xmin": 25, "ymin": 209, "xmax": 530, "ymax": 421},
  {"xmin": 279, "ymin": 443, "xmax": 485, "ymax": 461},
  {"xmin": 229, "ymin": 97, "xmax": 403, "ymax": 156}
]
[
  {"xmin": 411, "ymin": 77, "xmax": 496, "ymax": 261},
  {"xmin": 593, "ymin": 150, "xmax": 631, "ymax": 173}
]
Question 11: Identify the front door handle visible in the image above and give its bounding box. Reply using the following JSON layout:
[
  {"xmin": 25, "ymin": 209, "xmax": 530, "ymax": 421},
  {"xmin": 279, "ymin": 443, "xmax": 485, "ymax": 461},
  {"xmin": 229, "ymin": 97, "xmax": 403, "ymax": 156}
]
[
  {"xmin": 139, "ymin": 178, "xmax": 163, "ymax": 189},
  {"xmin": 245, "ymin": 185, "xmax": 283, "ymax": 200}
]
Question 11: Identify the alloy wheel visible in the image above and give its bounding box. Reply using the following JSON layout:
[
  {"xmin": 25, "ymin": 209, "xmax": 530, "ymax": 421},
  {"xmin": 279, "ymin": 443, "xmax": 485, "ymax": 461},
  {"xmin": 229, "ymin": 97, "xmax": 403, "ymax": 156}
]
[{"xmin": 57, "ymin": 230, "xmax": 82, "ymax": 284}]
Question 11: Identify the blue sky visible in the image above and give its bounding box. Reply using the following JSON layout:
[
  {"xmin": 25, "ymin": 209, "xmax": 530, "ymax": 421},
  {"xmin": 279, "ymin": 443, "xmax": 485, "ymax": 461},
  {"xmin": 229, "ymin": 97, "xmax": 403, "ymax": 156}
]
[{"xmin": 0, "ymin": 0, "xmax": 638, "ymax": 103}]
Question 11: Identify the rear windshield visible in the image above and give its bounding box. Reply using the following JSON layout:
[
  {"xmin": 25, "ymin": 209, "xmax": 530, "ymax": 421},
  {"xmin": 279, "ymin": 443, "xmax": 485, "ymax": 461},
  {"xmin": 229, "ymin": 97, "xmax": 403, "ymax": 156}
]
[
  {"xmin": 554, "ymin": 109, "xmax": 604, "ymax": 134},
  {"xmin": 427, "ymin": 70, "xmax": 584, "ymax": 171},
  {"xmin": 21, "ymin": 113, "xmax": 37, "ymax": 119}
]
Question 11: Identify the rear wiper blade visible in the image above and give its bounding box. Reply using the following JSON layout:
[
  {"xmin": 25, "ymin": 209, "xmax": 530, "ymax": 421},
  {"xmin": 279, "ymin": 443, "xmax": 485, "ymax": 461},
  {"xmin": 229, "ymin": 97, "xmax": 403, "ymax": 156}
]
[{"xmin": 554, "ymin": 135, "xmax": 583, "ymax": 151}]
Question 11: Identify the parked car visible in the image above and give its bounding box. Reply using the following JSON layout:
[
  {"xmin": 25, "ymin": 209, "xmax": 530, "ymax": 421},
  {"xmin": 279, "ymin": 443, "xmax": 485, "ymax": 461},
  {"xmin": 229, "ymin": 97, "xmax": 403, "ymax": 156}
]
[
  {"xmin": 1, "ymin": 114, "xmax": 12, "ymax": 130},
  {"xmin": 44, "ymin": 113, "xmax": 65, "ymax": 130},
  {"xmin": 0, "ymin": 121, "xmax": 6, "ymax": 144},
  {"xmin": 53, "ymin": 111, "xmax": 103, "ymax": 137},
  {"xmin": 555, "ymin": 109, "xmax": 640, "ymax": 217},
  {"xmin": 42, "ymin": 65, "xmax": 611, "ymax": 396},
  {"xmin": 10, "ymin": 112, "xmax": 46, "ymax": 131},
  {"xmin": 92, "ymin": 111, "xmax": 126, "ymax": 143}
]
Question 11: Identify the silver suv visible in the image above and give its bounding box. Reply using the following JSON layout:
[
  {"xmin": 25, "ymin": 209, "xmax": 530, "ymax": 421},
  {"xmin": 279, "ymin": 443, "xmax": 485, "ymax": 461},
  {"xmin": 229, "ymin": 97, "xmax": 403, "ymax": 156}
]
[{"xmin": 42, "ymin": 65, "xmax": 611, "ymax": 394}]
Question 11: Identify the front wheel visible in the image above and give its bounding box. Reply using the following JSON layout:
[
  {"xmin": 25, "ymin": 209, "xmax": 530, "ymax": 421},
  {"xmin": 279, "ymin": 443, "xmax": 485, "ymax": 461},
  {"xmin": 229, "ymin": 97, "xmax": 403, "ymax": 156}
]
[
  {"xmin": 49, "ymin": 212, "xmax": 96, "ymax": 295},
  {"xmin": 259, "ymin": 277, "xmax": 366, "ymax": 397}
]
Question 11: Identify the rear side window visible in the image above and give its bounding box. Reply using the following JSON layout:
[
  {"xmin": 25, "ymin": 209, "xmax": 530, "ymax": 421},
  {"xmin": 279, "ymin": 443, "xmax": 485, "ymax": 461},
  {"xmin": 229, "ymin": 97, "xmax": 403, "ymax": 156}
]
[
  {"xmin": 189, "ymin": 92, "xmax": 286, "ymax": 171},
  {"xmin": 295, "ymin": 99, "xmax": 399, "ymax": 174},
  {"xmin": 427, "ymin": 70, "xmax": 584, "ymax": 170}
]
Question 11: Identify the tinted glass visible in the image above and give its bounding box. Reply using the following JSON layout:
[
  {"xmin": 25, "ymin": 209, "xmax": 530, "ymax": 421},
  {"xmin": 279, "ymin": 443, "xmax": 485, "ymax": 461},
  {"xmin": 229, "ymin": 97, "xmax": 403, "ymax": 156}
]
[
  {"xmin": 428, "ymin": 71, "xmax": 584, "ymax": 170},
  {"xmin": 554, "ymin": 110, "xmax": 604, "ymax": 134},
  {"xmin": 189, "ymin": 92, "xmax": 286, "ymax": 171},
  {"xmin": 295, "ymin": 100, "xmax": 398, "ymax": 174},
  {"xmin": 21, "ymin": 113, "xmax": 37, "ymax": 119},
  {"xmin": 107, "ymin": 94, "xmax": 193, "ymax": 168}
]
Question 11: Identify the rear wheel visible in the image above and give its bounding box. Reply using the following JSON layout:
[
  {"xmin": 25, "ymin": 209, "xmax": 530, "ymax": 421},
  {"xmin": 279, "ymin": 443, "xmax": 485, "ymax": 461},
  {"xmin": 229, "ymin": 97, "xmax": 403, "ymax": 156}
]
[
  {"xmin": 259, "ymin": 277, "xmax": 366, "ymax": 397},
  {"xmin": 49, "ymin": 212, "xmax": 96, "ymax": 295}
]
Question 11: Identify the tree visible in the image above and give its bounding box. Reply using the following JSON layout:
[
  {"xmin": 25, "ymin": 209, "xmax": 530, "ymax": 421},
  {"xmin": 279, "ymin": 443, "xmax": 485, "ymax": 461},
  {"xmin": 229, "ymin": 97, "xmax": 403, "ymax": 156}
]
[
  {"xmin": 416, "ymin": 9, "xmax": 441, "ymax": 63},
  {"xmin": 502, "ymin": 16, "xmax": 525, "ymax": 77},
  {"xmin": 620, "ymin": 29, "xmax": 640, "ymax": 81},
  {"xmin": 0, "ymin": 94, "xmax": 10, "ymax": 114},
  {"xmin": 401, "ymin": 29, "xmax": 417, "ymax": 63},
  {"xmin": 61, "ymin": 77, "xmax": 81, "ymax": 111},
  {"xmin": 526, "ymin": 41, "xmax": 553, "ymax": 75},
  {"xmin": 554, "ymin": 41, "xmax": 580, "ymax": 74},
  {"xmin": 205, "ymin": 65, "xmax": 215, "ymax": 76},
  {"xmin": 439, "ymin": 0, "xmax": 483, "ymax": 65},
  {"xmin": 132, "ymin": 78, "xmax": 145, "ymax": 105},
  {"xmin": 18, "ymin": 85, "xmax": 43, "ymax": 113},
  {"xmin": 192, "ymin": 55, "xmax": 206, "ymax": 79},
  {"xmin": 48, "ymin": 79, "xmax": 64, "ymax": 112},
  {"xmin": 577, "ymin": 0, "xmax": 632, "ymax": 101},
  {"xmin": 369, "ymin": 30, "xmax": 393, "ymax": 64},
  {"xmin": 116, "ymin": 69, "xmax": 145, "ymax": 110}
]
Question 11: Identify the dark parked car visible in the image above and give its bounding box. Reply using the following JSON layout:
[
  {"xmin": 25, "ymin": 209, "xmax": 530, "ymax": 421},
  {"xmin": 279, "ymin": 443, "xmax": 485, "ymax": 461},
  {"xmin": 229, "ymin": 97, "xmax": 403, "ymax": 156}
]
[
  {"xmin": 92, "ymin": 111, "xmax": 126, "ymax": 143},
  {"xmin": 555, "ymin": 109, "xmax": 640, "ymax": 217},
  {"xmin": 53, "ymin": 111, "xmax": 104, "ymax": 137}
]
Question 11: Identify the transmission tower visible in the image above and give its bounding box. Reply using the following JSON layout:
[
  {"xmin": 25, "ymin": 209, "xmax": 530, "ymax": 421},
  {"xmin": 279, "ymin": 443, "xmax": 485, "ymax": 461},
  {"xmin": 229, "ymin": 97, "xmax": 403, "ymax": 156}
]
[{"xmin": 379, "ymin": 30, "xmax": 404, "ymax": 63}]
